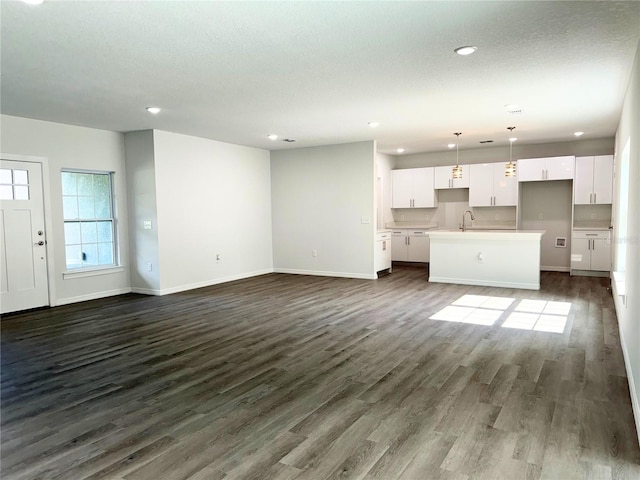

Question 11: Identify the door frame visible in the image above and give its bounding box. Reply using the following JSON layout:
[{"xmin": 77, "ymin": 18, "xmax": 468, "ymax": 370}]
[{"xmin": 1, "ymin": 152, "xmax": 57, "ymax": 308}]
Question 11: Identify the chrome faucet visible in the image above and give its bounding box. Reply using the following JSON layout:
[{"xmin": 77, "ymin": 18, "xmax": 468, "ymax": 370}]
[{"xmin": 461, "ymin": 210, "xmax": 475, "ymax": 231}]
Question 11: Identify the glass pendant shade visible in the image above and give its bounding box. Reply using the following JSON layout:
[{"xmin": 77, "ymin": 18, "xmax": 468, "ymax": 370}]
[
  {"xmin": 452, "ymin": 132, "xmax": 462, "ymax": 179},
  {"xmin": 505, "ymin": 127, "xmax": 517, "ymax": 177}
]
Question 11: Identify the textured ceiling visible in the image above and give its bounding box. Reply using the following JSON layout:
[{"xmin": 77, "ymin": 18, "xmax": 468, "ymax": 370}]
[{"xmin": 2, "ymin": 1, "xmax": 639, "ymax": 154}]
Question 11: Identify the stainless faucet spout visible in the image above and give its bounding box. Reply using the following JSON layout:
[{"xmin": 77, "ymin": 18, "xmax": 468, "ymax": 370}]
[{"xmin": 462, "ymin": 210, "xmax": 475, "ymax": 231}]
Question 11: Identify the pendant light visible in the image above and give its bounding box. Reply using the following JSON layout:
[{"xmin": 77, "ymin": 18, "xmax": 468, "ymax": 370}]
[
  {"xmin": 452, "ymin": 132, "xmax": 463, "ymax": 179},
  {"xmin": 505, "ymin": 127, "xmax": 517, "ymax": 177}
]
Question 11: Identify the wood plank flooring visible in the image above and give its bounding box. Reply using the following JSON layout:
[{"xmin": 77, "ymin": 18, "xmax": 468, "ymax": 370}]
[{"xmin": 1, "ymin": 266, "xmax": 639, "ymax": 480}]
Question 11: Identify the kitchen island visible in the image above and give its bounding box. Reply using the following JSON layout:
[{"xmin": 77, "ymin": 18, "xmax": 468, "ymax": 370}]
[{"xmin": 427, "ymin": 230, "xmax": 545, "ymax": 290}]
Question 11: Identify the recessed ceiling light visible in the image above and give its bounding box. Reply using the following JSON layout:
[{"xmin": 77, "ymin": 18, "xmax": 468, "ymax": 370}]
[
  {"xmin": 267, "ymin": 134, "xmax": 278, "ymax": 140},
  {"xmin": 397, "ymin": 148, "xmax": 405, "ymax": 154},
  {"xmin": 146, "ymin": 107, "xmax": 161, "ymax": 114},
  {"xmin": 509, "ymin": 137, "xmax": 518, "ymax": 142},
  {"xmin": 448, "ymin": 143, "xmax": 456, "ymax": 149},
  {"xmin": 454, "ymin": 46, "xmax": 477, "ymax": 56},
  {"xmin": 574, "ymin": 131, "xmax": 584, "ymax": 137},
  {"xmin": 368, "ymin": 122, "xmax": 379, "ymax": 128}
]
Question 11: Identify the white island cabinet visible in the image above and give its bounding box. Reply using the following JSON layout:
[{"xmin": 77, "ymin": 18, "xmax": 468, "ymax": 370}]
[
  {"xmin": 428, "ymin": 230, "xmax": 545, "ymax": 290},
  {"xmin": 391, "ymin": 229, "xmax": 430, "ymax": 262}
]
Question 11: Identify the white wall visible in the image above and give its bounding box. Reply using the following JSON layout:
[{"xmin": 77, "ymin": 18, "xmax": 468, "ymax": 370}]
[
  {"xmin": 1, "ymin": 115, "xmax": 131, "ymax": 305},
  {"xmin": 271, "ymin": 141, "xmax": 376, "ymax": 279},
  {"xmin": 150, "ymin": 130, "xmax": 273, "ymax": 294},
  {"xmin": 124, "ymin": 131, "xmax": 160, "ymax": 292},
  {"xmin": 613, "ymin": 40, "xmax": 640, "ymax": 440}
]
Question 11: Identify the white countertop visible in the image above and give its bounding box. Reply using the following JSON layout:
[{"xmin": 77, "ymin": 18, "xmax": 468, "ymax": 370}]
[
  {"xmin": 428, "ymin": 229, "xmax": 546, "ymax": 239},
  {"xmin": 385, "ymin": 222, "xmax": 439, "ymax": 230}
]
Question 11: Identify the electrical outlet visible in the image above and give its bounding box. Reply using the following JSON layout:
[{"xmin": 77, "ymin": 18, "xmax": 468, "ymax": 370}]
[
  {"xmin": 147, "ymin": 262, "xmax": 153, "ymax": 272},
  {"xmin": 312, "ymin": 250, "xmax": 318, "ymax": 257},
  {"xmin": 494, "ymin": 214, "xmax": 500, "ymax": 220},
  {"xmin": 401, "ymin": 215, "xmax": 405, "ymax": 221},
  {"xmin": 591, "ymin": 213, "xmax": 597, "ymax": 219},
  {"xmin": 538, "ymin": 213, "xmax": 544, "ymax": 220},
  {"xmin": 216, "ymin": 253, "xmax": 221, "ymax": 261},
  {"xmin": 361, "ymin": 216, "xmax": 371, "ymax": 224}
]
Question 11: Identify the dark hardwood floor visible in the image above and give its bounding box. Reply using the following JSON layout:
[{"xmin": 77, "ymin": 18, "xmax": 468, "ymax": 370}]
[{"xmin": 1, "ymin": 266, "xmax": 639, "ymax": 480}]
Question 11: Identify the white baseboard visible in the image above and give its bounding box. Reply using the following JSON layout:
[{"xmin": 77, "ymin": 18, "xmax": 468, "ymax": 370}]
[
  {"xmin": 273, "ymin": 268, "xmax": 377, "ymax": 280},
  {"xmin": 541, "ymin": 266, "xmax": 571, "ymax": 272},
  {"xmin": 55, "ymin": 288, "xmax": 132, "ymax": 306},
  {"xmin": 616, "ymin": 297, "xmax": 640, "ymax": 446},
  {"xmin": 428, "ymin": 276, "xmax": 539, "ymax": 290},
  {"xmin": 131, "ymin": 269, "xmax": 275, "ymax": 296}
]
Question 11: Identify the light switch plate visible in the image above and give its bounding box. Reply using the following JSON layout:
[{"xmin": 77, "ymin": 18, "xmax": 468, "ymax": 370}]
[
  {"xmin": 143, "ymin": 220, "xmax": 152, "ymax": 230},
  {"xmin": 361, "ymin": 216, "xmax": 371, "ymax": 224}
]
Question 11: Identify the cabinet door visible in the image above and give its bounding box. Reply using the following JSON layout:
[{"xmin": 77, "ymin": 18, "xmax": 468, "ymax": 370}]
[
  {"xmin": 593, "ymin": 155, "xmax": 613, "ymax": 204},
  {"xmin": 412, "ymin": 168, "xmax": 436, "ymax": 208},
  {"xmin": 452, "ymin": 165, "xmax": 470, "ymax": 188},
  {"xmin": 469, "ymin": 164, "xmax": 494, "ymax": 206},
  {"xmin": 571, "ymin": 237, "xmax": 591, "ymax": 270},
  {"xmin": 546, "ymin": 156, "xmax": 575, "ymax": 180},
  {"xmin": 517, "ymin": 158, "xmax": 546, "ymax": 181},
  {"xmin": 493, "ymin": 162, "xmax": 518, "ymax": 206},
  {"xmin": 407, "ymin": 234, "xmax": 430, "ymax": 262},
  {"xmin": 435, "ymin": 165, "xmax": 470, "ymax": 189},
  {"xmin": 574, "ymin": 156, "xmax": 595, "ymax": 205},
  {"xmin": 391, "ymin": 234, "xmax": 408, "ymax": 261},
  {"xmin": 391, "ymin": 170, "xmax": 413, "ymax": 208},
  {"xmin": 434, "ymin": 166, "xmax": 454, "ymax": 189},
  {"xmin": 590, "ymin": 238, "xmax": 611, "ymax": 271}
]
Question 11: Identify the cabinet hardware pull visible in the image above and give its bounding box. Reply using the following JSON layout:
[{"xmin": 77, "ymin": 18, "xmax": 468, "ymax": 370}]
[
  {"xmin": 590, "ymin": 193, "xmax": 593, "ymax": 204},
  {"xmin": 594, "ymin": 192, "xmax": 596, "ymax": 203}
]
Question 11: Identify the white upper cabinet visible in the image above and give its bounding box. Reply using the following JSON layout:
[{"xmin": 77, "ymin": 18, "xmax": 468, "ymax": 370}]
[
  {"xmin": 391, "ymin": 167, "xmax": 436, "ymax": 208},
  {"xmin": 574, "ymin": 155, "xmax": 613, "ymax": 204},
  {"xmin": 434, "ymin": 165, "xmax": 470, "ymax": 189},
  {"xmin": 517, "ymin": 156, "xmax": 575, "ymax": 181},
  {"xmin": 469, "ymin": 162, "xmax": 518, "ymax": 207}
]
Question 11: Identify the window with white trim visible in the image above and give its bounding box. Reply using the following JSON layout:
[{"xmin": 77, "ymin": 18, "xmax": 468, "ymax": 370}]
[{"xmin": 62, "ymin": 170, "xmax": 117, "ymax": 270}]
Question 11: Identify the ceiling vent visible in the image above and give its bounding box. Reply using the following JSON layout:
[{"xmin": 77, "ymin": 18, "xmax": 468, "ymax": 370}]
[
  {"xmin": 282, "ymin": 138, "xmax": 296, "ymax": 143},
  {"xmin": 479, "ymin": 140, "xmax": 494, "ymax": 144}
]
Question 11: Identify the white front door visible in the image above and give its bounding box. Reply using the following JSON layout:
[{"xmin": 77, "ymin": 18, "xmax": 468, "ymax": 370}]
[{"xmin": 0, "ymin": 159, "xmax": 49, "ymax": 314}]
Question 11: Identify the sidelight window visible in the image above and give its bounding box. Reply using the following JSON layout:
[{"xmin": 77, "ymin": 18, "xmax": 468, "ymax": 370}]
[{"xmin": 62, "ymin": 170, "xmax": 117, "ymax": 270}]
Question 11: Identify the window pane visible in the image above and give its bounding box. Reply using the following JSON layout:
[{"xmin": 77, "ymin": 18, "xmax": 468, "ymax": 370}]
[
  {"xmin": 78, "ymin": 196, "xmax": 95, "ymax": 218},
  {"xmin": 0, "ymin": 169, "xmax": 12, "ymax": 184},
  {"xmin": 62, "ymin": 196, "xmax": 79, "ymax": 219},
  {"xmin": 94, "ymin": 195, "xmax": 111, "ymax": 218},
  {"xmin": 82, "ymin": 243, "xmax": 98, "ymax": 266},
  {"xmin": 65, "ymin": 245, "xmax": 83, "ymax": 269},
  {"xmin": 98, "ymin": 242, "xmax": 114, "ymax": 265},
  {"xmin": 77, "ymin": 174, "xmax": 93, "ymax": 196},
  {"xmin": 64, "ymin": 222, "xmax": 81, "ymax": 245},
  {"xmin": 80, "ymin": 221, "xmax": 98, "ymax": 243},
  {"xmin": 97, "ymin": 221, "xmax": 113, "ymax": 242},
  {"xmin": 93, "ymin": 174, "xmax": 110, "ymax": 194},
  {"xmin": 14, "ymin": 186, "xmax": 29, "ymax": 200},
  {"xmin": 0, "ymin": 185, "xmax": 13, "ymax": 200},
  {"xmin": 61, "ymin": 172, "xmax": 77, "ymax": 195},
  {"xmin": 13, "ymin": 170, "xmax": 28, "ymax": 185}
]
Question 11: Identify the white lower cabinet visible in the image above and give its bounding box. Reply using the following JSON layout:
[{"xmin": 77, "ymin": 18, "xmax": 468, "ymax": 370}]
[
  {"xmin": 571, "ymin": 231, "xmax": 611, "ymax": 273},
  {"xmin": 391, "ymin": 229, "xmax": 430, "ymax": 262},
  {"xmin": 375, "ymin": 231, "xmax": 392, "ymax": 273}
]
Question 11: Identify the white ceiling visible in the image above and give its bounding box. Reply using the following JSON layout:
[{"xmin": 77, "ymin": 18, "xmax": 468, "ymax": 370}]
[{"xmin": 2, "ymin": 1, "xmax": 639, "ymax": 155}]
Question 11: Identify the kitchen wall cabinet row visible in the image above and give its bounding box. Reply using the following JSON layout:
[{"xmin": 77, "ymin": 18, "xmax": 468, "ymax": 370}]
[{"xmin": 392, "ymin": 155, "xmax": 613, "ymax": 210}]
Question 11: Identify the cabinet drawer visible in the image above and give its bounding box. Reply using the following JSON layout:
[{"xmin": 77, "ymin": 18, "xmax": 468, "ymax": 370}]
[{"xmin": 573, "ymin": 231, "xmax": 610, "ymax": 240}]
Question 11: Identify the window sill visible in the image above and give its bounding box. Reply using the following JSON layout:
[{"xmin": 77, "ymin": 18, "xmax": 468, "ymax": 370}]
[{"xmin": 63, "ymin": 266, "xmax": 125, "ymax": 280}]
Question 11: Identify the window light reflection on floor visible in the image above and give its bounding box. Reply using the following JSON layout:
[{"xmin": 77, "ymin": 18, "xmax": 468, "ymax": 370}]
[{"xmin": 430, "ymin": 295, "xmax": 571, "ymax": 334}]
